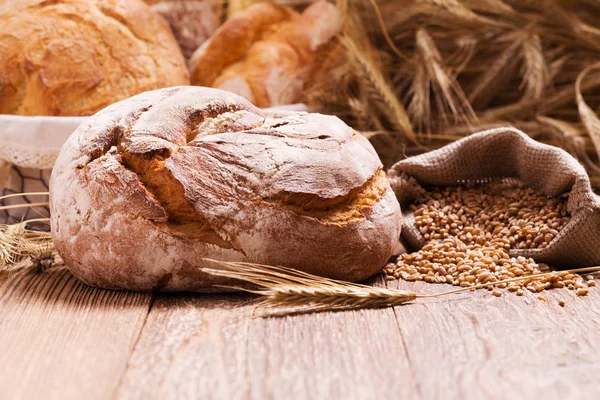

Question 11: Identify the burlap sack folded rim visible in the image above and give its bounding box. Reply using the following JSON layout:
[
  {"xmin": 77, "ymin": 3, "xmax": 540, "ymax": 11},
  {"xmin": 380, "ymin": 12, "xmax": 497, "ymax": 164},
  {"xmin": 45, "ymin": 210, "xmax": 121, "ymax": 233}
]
[{"xmin": 388, "ymin": 127, "xmax": 600, "ymax": 269}]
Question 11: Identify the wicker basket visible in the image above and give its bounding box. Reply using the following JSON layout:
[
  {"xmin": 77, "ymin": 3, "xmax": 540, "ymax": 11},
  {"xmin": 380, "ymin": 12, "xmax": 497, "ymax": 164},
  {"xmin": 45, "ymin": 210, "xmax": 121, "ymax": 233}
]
[{"xmin": 0, "ymin": 115, "xmax": 85, "ymax": 224}]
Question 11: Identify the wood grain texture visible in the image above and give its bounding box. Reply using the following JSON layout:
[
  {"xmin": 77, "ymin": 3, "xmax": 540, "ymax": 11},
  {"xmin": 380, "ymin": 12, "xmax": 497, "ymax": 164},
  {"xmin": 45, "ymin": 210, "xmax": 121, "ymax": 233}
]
[
  {"xmin": 388, "ymin": 278, "xmax": 600, "ymax": 400},
  {"xmin": 116, "ymin": 293, "xmax": 255, "ymax": 400},
  {"xmin": 0, "ymin": 269, "xmax": 152, "ymax": 400},
  {"xmin": 117, "ymin": 277, "xmax": 420, "ymax": 400},
  {"xmin": 3, "ymin": 267, "xmax": 600, "ymax": 400}
]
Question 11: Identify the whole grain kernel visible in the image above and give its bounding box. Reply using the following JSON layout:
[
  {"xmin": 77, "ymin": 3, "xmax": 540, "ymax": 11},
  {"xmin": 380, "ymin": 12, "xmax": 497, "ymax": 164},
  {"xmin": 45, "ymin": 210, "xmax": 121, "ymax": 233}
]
[
  {"xmin": 558, "ymin": 300, "xmax": 565, "ymax": 307},
  {"xmin": 577, "ymin": 288, "xmax": 589, "ymax": 296},
  {"xmin": 388, "ymin": 180, "xmax": 585, "ymax": 299},
  {"xmin": 492, "ymin": 289, "xmax": 502, "ymax": 297}
]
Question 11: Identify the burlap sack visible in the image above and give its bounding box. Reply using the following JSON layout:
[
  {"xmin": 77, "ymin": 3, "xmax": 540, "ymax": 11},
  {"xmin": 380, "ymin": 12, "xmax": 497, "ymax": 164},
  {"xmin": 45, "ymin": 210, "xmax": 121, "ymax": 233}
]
[{"xmin": 387, "ymin": 127, "xmax": 600, "ymax": 269}]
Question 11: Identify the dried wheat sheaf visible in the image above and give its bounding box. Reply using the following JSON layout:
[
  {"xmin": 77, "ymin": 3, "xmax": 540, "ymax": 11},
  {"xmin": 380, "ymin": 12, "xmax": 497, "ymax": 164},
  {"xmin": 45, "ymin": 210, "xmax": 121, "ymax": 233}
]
[{"xmin": 299, "ymin": 0, "xmax": 600, "ymax": 184}]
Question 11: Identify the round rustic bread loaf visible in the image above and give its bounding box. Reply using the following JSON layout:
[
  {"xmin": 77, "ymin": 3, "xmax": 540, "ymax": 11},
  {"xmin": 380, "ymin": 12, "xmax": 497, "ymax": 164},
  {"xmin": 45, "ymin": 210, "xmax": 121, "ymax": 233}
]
[
  {"xmin": 50, "ymin": 86, "xmax": 401, "ymax": 292},
  {"xmin": 0, "ymin": 0, "xmax": 189, "ymax": 116},
  {"xmin": 188, "ymin": 1, "xmax": 342, "ymax": 107}
]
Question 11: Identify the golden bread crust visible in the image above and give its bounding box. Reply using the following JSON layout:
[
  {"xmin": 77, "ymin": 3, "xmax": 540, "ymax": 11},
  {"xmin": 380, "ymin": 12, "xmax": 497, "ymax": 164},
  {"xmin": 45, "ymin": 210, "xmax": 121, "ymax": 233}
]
[
  {"xmin": 188, "ymin": 1, "xmax": 342, "ymax": 107},
  {"xmin": 0, "ymin": 0, "xmax": 189, "ymax": 116}
]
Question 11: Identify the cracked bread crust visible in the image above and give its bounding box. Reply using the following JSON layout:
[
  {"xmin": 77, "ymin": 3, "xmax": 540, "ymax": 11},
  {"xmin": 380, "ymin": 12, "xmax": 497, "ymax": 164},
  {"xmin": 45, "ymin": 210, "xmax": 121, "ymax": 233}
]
[
  {"xmin": 0, "ymin": 0, "xmax": 189, "ymax": 116},
  {"xmin": 50, "ymin": 86, "xmax": 402, "ymax": 292}
]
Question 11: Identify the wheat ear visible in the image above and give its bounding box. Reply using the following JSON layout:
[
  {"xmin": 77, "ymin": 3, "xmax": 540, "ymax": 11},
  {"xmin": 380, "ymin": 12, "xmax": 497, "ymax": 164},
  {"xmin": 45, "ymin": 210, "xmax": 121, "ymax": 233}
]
[
  {"xmin": 202, "ymin": 260, "xmax": 418, "ymax": 310},
  {"xmin": 201, "ymin": 260, "xmax": 600, "ymax": 315},
  {"xmin": 0, "ymin": 191, "xmax": 55, "ymax": 273}
]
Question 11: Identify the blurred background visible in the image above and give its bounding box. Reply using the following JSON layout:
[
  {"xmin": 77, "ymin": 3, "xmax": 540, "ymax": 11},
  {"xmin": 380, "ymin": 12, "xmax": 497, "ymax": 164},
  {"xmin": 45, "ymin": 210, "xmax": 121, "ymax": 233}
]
[
  {"xmin": 163, "ymin": 0, "xmax": 600, "ymax": 186},
  {"xmin": 3, "ymin": 0, "xmax": 600, "ymax": 226}
]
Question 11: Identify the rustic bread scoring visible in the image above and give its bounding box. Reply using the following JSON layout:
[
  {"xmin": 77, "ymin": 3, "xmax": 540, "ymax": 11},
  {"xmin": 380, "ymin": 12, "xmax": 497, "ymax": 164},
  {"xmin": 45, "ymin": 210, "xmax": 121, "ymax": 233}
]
[
  {"xmin": 189, "ymin": 1, "xmax": 343, "ymax": 108},
  {"xmin": 0, "ymin": 0, "xmax": 189, "ymax": 116},
  {"xmin": 49, "ymin": 86, "xmax": 401, "ymax": 292}
]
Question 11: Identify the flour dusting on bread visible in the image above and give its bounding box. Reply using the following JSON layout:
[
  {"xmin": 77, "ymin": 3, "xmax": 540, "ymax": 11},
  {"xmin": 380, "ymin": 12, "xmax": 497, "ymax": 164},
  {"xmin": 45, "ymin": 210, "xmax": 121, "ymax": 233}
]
[{"xmin": 50, "ymin": 87, "xmax": 401, "ymax": 292}]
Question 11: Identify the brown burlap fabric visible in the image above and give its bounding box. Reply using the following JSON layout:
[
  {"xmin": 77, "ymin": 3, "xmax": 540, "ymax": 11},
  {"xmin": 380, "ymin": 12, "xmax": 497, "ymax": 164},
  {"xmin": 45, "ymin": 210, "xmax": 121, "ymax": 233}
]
[{"xmin": 387, "ymin": 127, "xmax": 600, "ymax": 269}]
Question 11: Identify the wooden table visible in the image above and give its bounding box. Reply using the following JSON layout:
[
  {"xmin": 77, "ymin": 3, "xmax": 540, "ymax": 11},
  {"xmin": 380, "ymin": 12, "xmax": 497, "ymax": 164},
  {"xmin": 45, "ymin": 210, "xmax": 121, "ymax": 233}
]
[{"xmin": 1, "ymin": 267, "xmax": 600, "ymax": 400}]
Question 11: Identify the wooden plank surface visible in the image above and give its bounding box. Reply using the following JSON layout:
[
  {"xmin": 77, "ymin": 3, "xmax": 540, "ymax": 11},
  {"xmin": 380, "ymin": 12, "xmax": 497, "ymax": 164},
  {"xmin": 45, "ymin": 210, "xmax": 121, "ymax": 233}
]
[
  {"xmin": 388, "ymin": 278, "xmax": 600, "ymax": 400},
  {"xmin": 0, "ymin": 269, "xmax": 152, "ymax": 400},
  {"xmin": 117, "ymin": 277, "xmax": 420, "ymax": 400},
  {"xmin": 115, "ymin": 293, "xmax": 255, "ymax": 400},
  {"xmin": 2, "ymin": 268, "xmax": 600, "ymax": 400}
]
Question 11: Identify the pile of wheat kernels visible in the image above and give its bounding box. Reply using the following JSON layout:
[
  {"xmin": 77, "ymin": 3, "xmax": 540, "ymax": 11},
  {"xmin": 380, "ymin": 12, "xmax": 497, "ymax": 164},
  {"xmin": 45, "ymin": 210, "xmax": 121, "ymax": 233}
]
[{"xmin": 385, "ymin": 181, "xmax": 596, "ymax": 298}]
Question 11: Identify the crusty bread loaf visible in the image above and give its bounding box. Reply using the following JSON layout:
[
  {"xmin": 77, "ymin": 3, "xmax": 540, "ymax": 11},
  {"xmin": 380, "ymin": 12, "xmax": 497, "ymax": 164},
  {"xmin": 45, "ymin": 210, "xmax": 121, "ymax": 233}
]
[
  {"xmin": 144, "ymin": 0, "xmax": 222, "ymax": 59},
  {"xmin": 0, "ymin": 0, "xmax": 189, "ymax": 116},
  {"xmin": 49, "ymin": 86, "xmax": 401, "ymax": 292},
  {"xmin": 189, "ymin": 1, "xmax": 342, "ymax": 107}
]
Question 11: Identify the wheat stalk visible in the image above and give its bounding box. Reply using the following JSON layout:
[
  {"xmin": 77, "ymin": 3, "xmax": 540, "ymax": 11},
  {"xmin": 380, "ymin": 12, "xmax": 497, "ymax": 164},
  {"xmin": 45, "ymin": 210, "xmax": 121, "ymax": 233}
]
[
  {"xmin": 0, "ymin": 219, "xmax": 56, "ymax": 274},
  {"xmin": 341, "ymin": 36, "xmax": 417, "ymax": 143},
  {"xmin": 302, "ymin": 0, "xmax": 600, "ymax": 177},
  {"xmin": 0, "ymin": 191, "xmax": 57, "ymax": 274},
  {"xmin": 576, "ymin": 61, "xmax": 600, "ymax": 161},
  {"xmin": 0, "ymin": 202, "xmax": 49, "ymax": 211},
  {"xmin": 0, "ymin": 222, "xmax": 26, "ymax": 267},
  {"xmin": 0, "ymin": 192, "xmax": 50, "ymax": 201},
  {"xmin": 201, "ymin": 260, "xmax": 600, "ymax": 316},
  {"xmin": 202, "ymin": 260, "xmax": 417, "ymax": 314}
]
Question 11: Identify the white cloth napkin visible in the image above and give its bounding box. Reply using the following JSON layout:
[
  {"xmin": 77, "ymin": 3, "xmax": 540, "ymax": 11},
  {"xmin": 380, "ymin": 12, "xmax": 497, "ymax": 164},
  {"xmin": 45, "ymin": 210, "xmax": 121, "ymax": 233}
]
[{"xmin": 0, "ymin": 115, "xmax": 87, "ymax": 169}]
